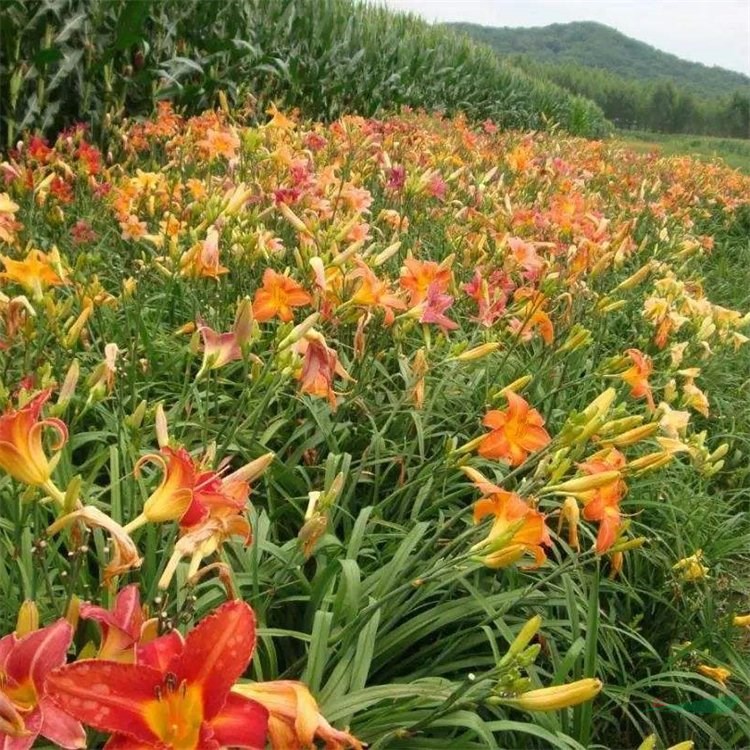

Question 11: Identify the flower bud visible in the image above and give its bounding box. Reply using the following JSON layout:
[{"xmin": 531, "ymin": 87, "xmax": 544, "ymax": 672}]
[
  {"xmin": 500, "ymin": 615, "xmax": 542, "ymax": 665},
  {"xmin": 544, "ymin": 470, "xmax": 621, "ymax": 495},
  {"xmin": 15, "ymin": 600, "xmax": 39, "ymax": 637},
  {"xmin": 453, "ymin": 342, "xmax": 501, "ymax": 362},
  {"xmin": 495, "ymin": 375, "xmax": 533, "ymax": 399},
  {"xmin": 599, "ymin": 423, "xmax": 659, "ymax": 447},
  {"xmin": 505, "ymin": 678, "xmax": 603, "ymax": 711},
  {"xmin": 626, "ymin": 451, "xmax": 672, "ymax": 475}
]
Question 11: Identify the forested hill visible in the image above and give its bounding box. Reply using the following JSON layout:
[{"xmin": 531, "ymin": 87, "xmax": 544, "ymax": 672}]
[{"xmin": 448, "ymin": 21, "xmax": 749, "ymax": 100}]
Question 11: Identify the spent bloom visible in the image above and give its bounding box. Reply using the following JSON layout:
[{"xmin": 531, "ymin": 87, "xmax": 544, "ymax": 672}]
[{"xmin": 233, "ymin": 680, "xmax": 363, "ymax": 750}]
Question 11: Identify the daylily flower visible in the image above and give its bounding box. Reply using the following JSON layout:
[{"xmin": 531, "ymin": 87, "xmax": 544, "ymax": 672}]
[
  {"xmin": 696, "ymin": 665, "xmax": 731, "ymax": 686},
  {"xmin": 672, "ymin": 550, "xmax": 709, "ymax": 582},
  {"xmin": 621, "ymin": 348, "xmax": 655, "ymax": 410},
  {"xmin": 508, "ymin": 308, "xmax": 554, "ymax": 345},
  {"xmin": 196, "ymin": 297, "xmax": 255, "ymax": 377},
  {"xmin": 417, "ymin": 283, "xmax": 458, "ymax": 332},
  {"xmin": 478, "ymin": 391, "xmax": 551, "ymax": 466},
  {"xmin": 508, "ymin": 236, "xmax": 545, "ymax": 277},
  {"xmin": 128, "ymin": 447, "xmax": 197, "ymax": 531},
  {"xmin": 732, "ymin": 613, "xmax": 750, "ymax": 627},
  {"xmin": 233, "ymin": 680, "xmax": 363, "ymax": 750},
  {"xmin": 399, "ymin": 257, "xmax": 452, "ymax": 305},
  {"xmin": 46, "ymin": 600, "xmax": 269, "ymax": 749},
  {"xmin": 79, "ymin": 584, "xmax": 148, "ymax": 663},
  {"xmin": 179, "ymin": 228, "xmax": 229, "ymax": 280},
  {"xmin": 159, "ymin": 514, "xmax": 252, "ymax": 590},
  {"xmin": 0, "ymin": 249, "xmax": 65, "ymax": 300},
  {"xmin": 180, "ymin": 453, "xmax": 273, "ymax": 530},
  {"xmin": 472, "ymin": 489, "xmax": 551, "ymax": 568},
  {"xmin": 0, "ymin": 619, "xmax": 86, "ymax": 749},
  {"xmin": 295, "ymin": 333, "xmax": 353, "ymax": 409},
  {"xmin": 252, "ymin": 268, "xmax": 312, "ymax": 322},
  {"xmin": 349, "ymin": 259, "xmax": 405, "ymax": 325},
  {"xmin": 0, "ymin": 389, "xmax": 67, "ymax": 492},
  {"xmin": 48, "ymin": 506, "xmax": 142, "ymax": 583},
  {"xmin": 576, "ymin": 449, "xmax": 627, "ymax": 554}
]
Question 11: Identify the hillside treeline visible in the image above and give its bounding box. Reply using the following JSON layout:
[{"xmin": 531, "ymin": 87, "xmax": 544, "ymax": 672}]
[{"xmin": 517, "ymin": 59, "xmax": 749, "ymax": 139}]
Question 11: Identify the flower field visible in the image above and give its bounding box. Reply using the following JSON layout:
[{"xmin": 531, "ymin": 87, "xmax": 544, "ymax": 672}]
[{"xmin": 0, "ymin": 103, "xmax": 749, "ymax": 749}]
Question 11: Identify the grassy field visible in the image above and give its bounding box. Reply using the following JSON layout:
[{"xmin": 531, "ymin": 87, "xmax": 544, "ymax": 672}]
[{"xmin": 617, "ymin": 130, "xmax": 750, "ymax": 173}]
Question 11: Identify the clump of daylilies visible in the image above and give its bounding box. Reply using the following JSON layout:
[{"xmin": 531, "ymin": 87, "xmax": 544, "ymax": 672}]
[{"xmin": 0, "ymin": 592, "xmax": 363, "ymax": 749}]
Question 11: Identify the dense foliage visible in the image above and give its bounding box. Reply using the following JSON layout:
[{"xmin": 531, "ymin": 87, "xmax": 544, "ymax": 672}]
[
  {"xmin": 450, "ymin": 21, "xmax": 750, "ymax": 98},
  {"xmin": 0, "ymin": 0, "xmax": 610, "ymax": 149},
  {"xmin": 451, "ymin": 21, "xmax": 750, "ymax": 139},
  {"xmin": 0, "ymin": 103, "xmax": 749, "ymax": 749}
]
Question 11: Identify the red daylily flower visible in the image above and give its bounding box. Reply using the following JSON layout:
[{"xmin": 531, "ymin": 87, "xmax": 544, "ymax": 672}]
[
  {"xmin": 0, "ymin": 620, "xmax": 86, "ymax": 749},
  {"xmin": 417, "ymin": 283, "xmax": 458, "ymax": 332},
  {"xmin": 46, "ymin": 600, "xmax": 268, "ymax": 750},
  {"xmin": 79, "ymin": 584, "xmax": 147, "ymax": 663},
  {"xmin": 479, "ymin": 391, "xmax": 551, "ymax": 466}
]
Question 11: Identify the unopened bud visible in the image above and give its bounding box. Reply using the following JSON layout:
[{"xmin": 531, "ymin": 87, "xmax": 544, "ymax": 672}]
[
  {"xmin": 453, "ymin": 342, "xmax": 501, "ymax": 362},
  {"xmin": 15, "ymin": 600, "xmax": 39, "ymax": 637},
  {"xmin": 503, "ymin": 678, "xmax": 603, "ymax": 711},
  {"xmin": 545, "ymin": 470, "xmax": 621, "ymax": 495},
  {"xmin": 627, "ymin": 452, "xmax": 672, "ymax": 475},
  {"xmin": 599, "ymin": 423, "xmax": 659, "ymax": 447}
]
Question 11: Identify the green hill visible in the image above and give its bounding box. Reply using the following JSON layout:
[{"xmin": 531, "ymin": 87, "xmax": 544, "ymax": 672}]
[{"xmin": 449, "ymin": 21, "xmax": 749, "ymax": 100}]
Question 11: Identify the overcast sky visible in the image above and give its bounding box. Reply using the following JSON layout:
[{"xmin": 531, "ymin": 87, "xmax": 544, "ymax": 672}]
[{"xmin": 378, "ymin": 1, "xmax": 750, "ymax": 75}]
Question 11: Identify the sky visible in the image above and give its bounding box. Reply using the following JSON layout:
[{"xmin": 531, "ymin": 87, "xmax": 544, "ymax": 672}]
[{"xmin": 378, "ymin": 0, "xmax": 750, "ymax": 75}]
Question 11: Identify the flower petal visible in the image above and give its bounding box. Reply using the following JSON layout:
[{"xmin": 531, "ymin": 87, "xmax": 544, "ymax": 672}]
[
  {"xmin": 5, "ymin": 620, "xmax": 72, "ymax": 692},
  {"xmin": 172, "ymin": 600, "xmax": 256, "ymax": 720},
  {"xmin": 46, "ymin": 661, "xmax": 163, "ymax": 743},
  {"xmin": 208, "ymin": 692, "xmax": 268, "ymax": 749}
]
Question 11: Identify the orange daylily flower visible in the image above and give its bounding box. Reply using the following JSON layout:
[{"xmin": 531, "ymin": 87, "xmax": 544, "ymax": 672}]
[
  {"xmin": 295, "ymin": 334, "xmax": 353, "ymax": 410},
  {"xmin": 509, "ymin": 309, "xmax": 554, "ymax": 345},
  {"xmin": 46, "ymin": 600, "xmax": 269, "ymax": 749},
  {"xmin": 0, "ymin": 388, "xmax": 67, "ymax": 489},
  {"xmin": 198, "ymin": 127, "xmax": 240, "ymax": 161},
  {"xmin": 621, "ymin": 348, "xmax": 655, "ymax": 410},
  {"xmin": 472, "ymin": 489, "xmax": 551, "ymax": 568},
  {"xmin": 233, "ymin": 680, "xmax": 363, "ymax": 750},
  {"xmin": 252, "ymin": 268, "xmax": 312, "ymax": 322},
  {"xmin": 349, "ymin": 259, "xmax": 405, "ymax": 325},
  {"xmin": 129, "ymin": 447, "xmax": 197, "ymax": 530},
  {"xmin": 399, "ymin": 257, "xmax": 452, "ymax": 305},
  {"xmin": 0, "ymin": 249, "xmax": 65, "ymax": 299},
  {"xmin": 577, "ymin": 448, "xmax": 627, "ymax": 554},
  {"xmin": 478, "ymin": 391, "xmax": 551, "ymax": 466}
]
